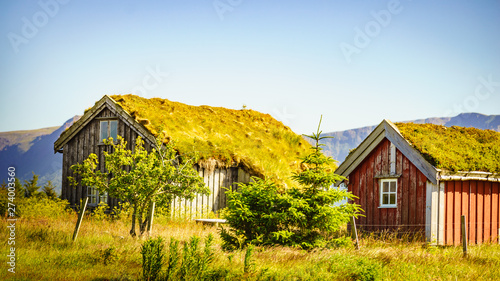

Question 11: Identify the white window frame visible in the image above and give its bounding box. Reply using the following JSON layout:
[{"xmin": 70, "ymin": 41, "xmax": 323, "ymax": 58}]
[
  {"xmin": 99, "ymin": 120, "xmax": 118, "ymax": 143},
  {"xmin": 87, "ymin": 186, "xmax": 108, "ymax": 206},
  {"xmin": 379, "ymin": 178, "xmax": 397, "ymax": 208}
]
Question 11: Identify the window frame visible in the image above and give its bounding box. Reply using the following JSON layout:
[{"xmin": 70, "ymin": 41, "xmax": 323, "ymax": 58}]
[
  {"xmin": 379, "ymin": 178, "xmax": 398, "ymax": 208},
  {"xmin": 87, "ymin": 186, "xmax": 108, "ymax": 206},
  {"xmin": 99, "ymin": 119, "xmax": 118, "ymax": 143}
]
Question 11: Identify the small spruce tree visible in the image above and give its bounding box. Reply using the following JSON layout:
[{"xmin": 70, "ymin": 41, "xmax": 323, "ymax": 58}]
[{"xmin": 221, "ymin": 116, "xmax": 361, "ymax": 249}]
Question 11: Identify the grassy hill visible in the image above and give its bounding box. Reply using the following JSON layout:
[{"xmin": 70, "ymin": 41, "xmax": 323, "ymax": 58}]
[{"xmin": 110, "ymin": 94, "xmax": 313, "ymax": 187}]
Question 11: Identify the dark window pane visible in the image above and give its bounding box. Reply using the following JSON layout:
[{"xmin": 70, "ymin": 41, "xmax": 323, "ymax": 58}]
[
  {"xmin": 390, "ymin": 181, "xmax": 396, "ymax": 192},
  {"xmin": 390, "ymin": 194, "xmax": 396, "ymax": 205},
  {"xmin": 383, "ymin": 181, "xmax": 389, "ymax": 192},
  {"xmin": 383, "ymin": 194, "xmax": 388, "ymax": 205}
]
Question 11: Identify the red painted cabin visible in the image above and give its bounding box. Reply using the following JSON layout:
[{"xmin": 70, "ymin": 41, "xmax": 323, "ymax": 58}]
[{"xmin": 336, "ymin": 120, "xmax": 500, "ymax": 245}]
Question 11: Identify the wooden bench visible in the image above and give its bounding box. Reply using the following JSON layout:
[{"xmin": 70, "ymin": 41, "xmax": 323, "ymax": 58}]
[{"xmin": 194, "ymin": 219, "xmax": 227, "ymax": 227}]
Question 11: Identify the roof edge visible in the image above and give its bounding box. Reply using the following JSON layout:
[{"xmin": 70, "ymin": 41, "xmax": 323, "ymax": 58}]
[
  {"xmin": 335, "ymin": 119, "xmax": 439, "ymax": 186},
  {"xmin": 53, "ymin": 95, "xmax": 157, "ymax": 153},
  {"xmin": 438, "ymin": 170, "xmax": 500, "ymax": 182}
]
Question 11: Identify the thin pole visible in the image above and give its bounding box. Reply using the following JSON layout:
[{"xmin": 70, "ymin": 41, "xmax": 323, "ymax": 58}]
[
  {"xmin": 73, "ymin": 197, "xmax": 89, "ymax": 242},
  {"xmin": 461, "ymin": 215, "xmax": 467, "ymax": 257},
  {"xmin": 146, "ymin": 201, "xmax": 155, "ymax": 235},
  {"xmin": 351, "ymin": 216, "xmax": 360, "ymax": 250}
]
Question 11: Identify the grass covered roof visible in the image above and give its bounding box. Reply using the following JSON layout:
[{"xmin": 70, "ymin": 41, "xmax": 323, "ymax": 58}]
[
  {"xmin": 395, "ymin": 122, "xmax": 500, "ymax": 173},
  {"xmin": 109, "ymin": 94, "xmax": 313, "ymax": 186}
]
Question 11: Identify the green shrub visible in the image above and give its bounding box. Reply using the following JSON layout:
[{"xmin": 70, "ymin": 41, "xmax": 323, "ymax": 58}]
[
  {"xmin": 243, "ymin": 245, "xmax": 255, "ymax": 274},
  {"xmin": 17, "ymin": 197, "xmax": 71, "ymax": 219},
  {"xmin": 330, "ymin": 254, "xmax": 382, "ymax": 281},
  {"xmin": 112, "ymin": 201, "xmax": 132, "ymax": 221},
  {"xmin": 141, "ymin": 234, "xmax": 215, "ymax": 281},
  {"xmin": 141, "ymin": 237, "xmax": 165, "ymax": 281},
  {"xmin": 92, "ymin": 202, "xmax": 109, "ymax": 221}
]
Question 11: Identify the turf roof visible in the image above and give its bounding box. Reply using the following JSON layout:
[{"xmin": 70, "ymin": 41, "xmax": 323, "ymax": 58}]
[
  {"xmin": 395, "ymin": 122, "xmax": 500, "ymax": 173},
  {"xmin": 109, "ymin": 94, "xmax": 314, "ymax": 187}
]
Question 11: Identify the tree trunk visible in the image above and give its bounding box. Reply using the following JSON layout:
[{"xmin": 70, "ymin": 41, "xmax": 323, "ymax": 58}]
[
  {"xmin": 138, "ymin": 204, "xmax": 148, "ymax": 236},
  {"xmin": 130, "ymin": 204, "xmax": 138, "ymax": 237}
]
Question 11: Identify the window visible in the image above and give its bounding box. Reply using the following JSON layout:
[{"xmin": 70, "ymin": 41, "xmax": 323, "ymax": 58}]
[
  {"xmin": 87, "ymin": 186, "xmax": 108, "ymax": 206},
  {"xmin": 100, "ymin": 120, "xmax": 118, "ymax": 142},
  {"xmin": 380, "ymin": 179, "xmax": 397, "ymax": 207}
]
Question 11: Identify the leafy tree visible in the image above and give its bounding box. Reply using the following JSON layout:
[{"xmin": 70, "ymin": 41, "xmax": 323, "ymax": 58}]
[
  {"xmin": 221, "ymin": 117, "xmax": 362, "ymax": 249},
  {"xmin": 42, "ymin": 181, "xmax": 58, "ymax": 199},
  {"xmin": 70, "ymin": 136, "xmax": 208, "ymax": 237}
]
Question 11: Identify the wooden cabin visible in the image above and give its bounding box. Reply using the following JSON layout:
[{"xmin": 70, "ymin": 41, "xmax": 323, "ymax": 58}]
[
  {"xmin": 335, "ymin": 120, "xmax": 500, "ymax": 245},
  {"xmin": 54, "ymin": 95, "xmax": 309, "ymax": 216}
]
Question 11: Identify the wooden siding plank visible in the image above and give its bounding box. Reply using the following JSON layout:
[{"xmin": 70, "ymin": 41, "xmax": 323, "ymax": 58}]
[
  {"xmin": 460, "ymin": 181, "xmax": 469, "ymax": 243},
  {"xmin": 381, "ymin": 138, "xmax": 389, "ymax": 176},
  {"xmin": 477, "ymin": 181, "xmax": 484, "ymax": 244},
  {"xmin": 410, "ymin": 164, "xmax": 417, "ymax": 233},
  {"xmin": 380, "ymin": 140, "xmax": 388, "ymax": 228},
  {"xmin": 492, "ymin": 182, "xmax": 499, "ymax": 243},
  {"xmin": 361, "ymin": 155, "xmax": 369, "ymax": 231},
  {"xmin": 484, "ymin": 181, "xmax": 492, "ymax": 242},
  {"xmin": 203, "ymin": 167, "xmax": 210, "ymax": 216},
  {"xmin": 402, "ymin": 157, "xmax": 410, "ymax": 230},
  {"xmin": 445, "ymin": 182, "xmax": 453, "ymax": 245},
  {"xmin": 75, "ymin": 132, "xmax": 82, "ymax": 206},
  {"xmin": 368, "ymin": 145, "xmax": 377, "ymax": 230},
  {"xmin": 417, "ymin": 172, "xmax": 426, "ymax": 232},
  {"xmin": 61, "ymin": 144, "xmax": 68, "ymax": 201},
  {"xmin": 69, "ymin": 138, "xmax": 76, "ymax": 207},
  {"xmin": 453, "ymin": 181, "xmax": 461, "ymax": 246},
  {"xmin": 351, "ymin": 170, "xmax": 363, "ymax": 225},
  {"xmin": 219, "ymin": 168, "xmax": 227, "ymax": 209},
  {"xmin": 396, "ymin": 149, "xmax": 403, "ymax": 226},
  {"xmin": 470, "ymin": 181, "xmax": 477, "ymax": 244},
  {"xmin": 213, "ymin": 168, "xmax": 220, "ymax": 213}
]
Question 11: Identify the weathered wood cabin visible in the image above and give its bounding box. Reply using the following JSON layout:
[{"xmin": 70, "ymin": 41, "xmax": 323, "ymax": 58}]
[
  {"xmin": 335, "ymin": 120, "xmax": 500, "ymax": 245},
  {"xmin": 54, "ymin": 95, "xmax": 309, "ymax": 216}
]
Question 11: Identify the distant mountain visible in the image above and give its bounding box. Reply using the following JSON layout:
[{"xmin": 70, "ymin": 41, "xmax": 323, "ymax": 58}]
[
  {"xmin": 0, "ymin": 116, "xmax": 80, "ymax": 193},
  {"xmin": 318, "ymin": 113, "xmax": 500, "ymax": 163}
]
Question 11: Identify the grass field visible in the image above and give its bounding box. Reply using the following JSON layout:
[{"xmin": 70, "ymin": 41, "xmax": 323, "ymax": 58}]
[{"xmin": 2, "ymin": 208, "xmax": 500, "ymax": 281}]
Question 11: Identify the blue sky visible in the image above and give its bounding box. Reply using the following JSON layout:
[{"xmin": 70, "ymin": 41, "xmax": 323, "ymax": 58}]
[{"xmin": 1, "ymin": 0, "xmax": 499, "ymax": 134}]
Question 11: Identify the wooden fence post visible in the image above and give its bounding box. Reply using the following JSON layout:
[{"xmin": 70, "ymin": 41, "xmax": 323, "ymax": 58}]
[
  {"xmin": 146, "ymin": 201, "xmax": 155, "ymax": 235},
  {"xmin": 73, "ymin": 197, "xmax": 89, "ymax": 242},
  {"xmin": 461, "ymin": 215, "xmax": 467, "ymax": 257},
  {"xmin": 351, "ymin": 216, "xmax": 360, "ymax": 250}
]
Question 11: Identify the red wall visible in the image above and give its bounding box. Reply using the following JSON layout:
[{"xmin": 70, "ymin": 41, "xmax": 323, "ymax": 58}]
[
  {"xmin": 348, "ymin": 138, "xmax": 427, "ymax": 234},
  {"xmin": 444, "ymin": 181, "xmax": 500, "ymax": 245}
]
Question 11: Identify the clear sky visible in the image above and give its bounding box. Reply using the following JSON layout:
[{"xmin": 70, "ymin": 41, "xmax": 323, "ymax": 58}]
[{"xmin": 1, "ymin": 0, "xmax": 499, "ymax": 134}]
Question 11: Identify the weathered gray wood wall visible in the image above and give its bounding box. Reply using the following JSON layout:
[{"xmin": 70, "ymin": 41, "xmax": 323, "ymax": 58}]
[{"xmin": 170, "ymin": 166, "xmax": 251, "ymax": 218}]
